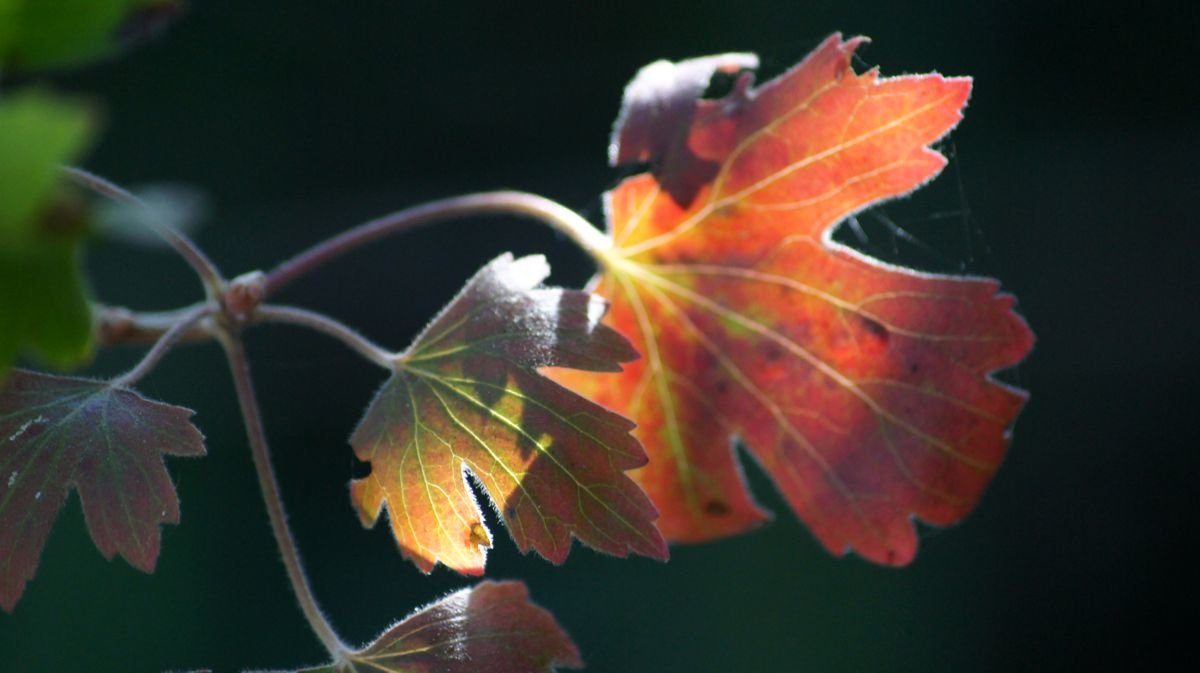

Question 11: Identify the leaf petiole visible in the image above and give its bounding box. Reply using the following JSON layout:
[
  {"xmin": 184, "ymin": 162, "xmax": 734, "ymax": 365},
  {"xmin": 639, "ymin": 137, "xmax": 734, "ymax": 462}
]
[
  {"xmin": 109, "ymin": 303, "xmax": 216, "ymax": 388},
  {"xmin": 254, "ymin": 304, "xmax": 397, "ymax": 370},
  {"xmin": 263, "ymin": 191, "xmax": 612, "ymax": 297}
]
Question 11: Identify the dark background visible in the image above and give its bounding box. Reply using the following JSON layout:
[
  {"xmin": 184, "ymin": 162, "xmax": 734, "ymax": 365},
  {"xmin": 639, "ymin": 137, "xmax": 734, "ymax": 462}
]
[{"xmin": 2, "ymin": 1, "xmax": 1196, "ymax": 671}]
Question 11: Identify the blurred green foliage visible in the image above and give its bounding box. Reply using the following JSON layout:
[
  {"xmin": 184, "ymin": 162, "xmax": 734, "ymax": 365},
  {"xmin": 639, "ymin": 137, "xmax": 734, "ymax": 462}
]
[
  {"xmin": 0, "ymin": 0, "xmax": 168, "ymax": 71},
  {"xmin": 0, "ymin": 93, "xmax": 94, "ymax": 375}
]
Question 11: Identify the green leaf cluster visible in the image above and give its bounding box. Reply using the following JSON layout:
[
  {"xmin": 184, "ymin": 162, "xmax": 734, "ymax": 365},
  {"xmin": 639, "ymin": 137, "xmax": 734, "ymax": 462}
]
[{"xmin": 0, "ymin": 0, "xmax": 165, "ymax": 375}]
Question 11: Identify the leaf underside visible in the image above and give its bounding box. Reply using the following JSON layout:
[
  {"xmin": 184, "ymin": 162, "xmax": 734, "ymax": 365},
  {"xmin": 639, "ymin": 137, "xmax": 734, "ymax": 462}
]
[
  {"xmin": 550, "ymin": 33, "xmax": 1034, "ymax": 565},
  {"xmin": 297, "ymin": 581, "xmax": 582, "ymax": 673},
  {"xmin": 351, "ymin": 253, "xmax": 666, "ymax": 575},
  {"xmin": 0, "ymin": 369, "xmax": 205, "ymax": 612}
]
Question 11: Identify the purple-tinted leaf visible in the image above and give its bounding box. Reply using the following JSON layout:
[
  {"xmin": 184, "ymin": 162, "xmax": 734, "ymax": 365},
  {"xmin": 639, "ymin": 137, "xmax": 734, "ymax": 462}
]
[
  {"xmin": 611, "ymin": 52, "xmax": 759, "ymax": 167},
  {"xmin": 0, "ymin": 369, "xmax": 204, "ymax": 612},
  {"xmin": 297, "ymin": 581, "xmax": 581, "ymax": 673}
]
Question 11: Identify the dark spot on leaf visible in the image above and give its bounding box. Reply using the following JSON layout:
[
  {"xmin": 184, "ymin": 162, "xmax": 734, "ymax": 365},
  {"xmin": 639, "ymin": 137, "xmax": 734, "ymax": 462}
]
[
  {"xmin": 37, "ymin": 192, "xmax": 89, "ymax": 238},
  {"xmin": 704, "ymin": 500, "xmax": 731, "ymax": 517},
  {"xmin": 858, "ymin": 315, "xmax": 889, "ymax": 343},
  {"xmin": 764, "ymin": 344, "xmax": 784, "ymax": 361},
  {"xmin": 909, "ymin": 361, "xmax": 920, "ymax": 375},
  {"xmin": 715, "ymin": 380, "xmax": 729, "ymax": 394},
  {"xmin": 714, "ymin": 202, "xmax": 740, "ymax": 219}
]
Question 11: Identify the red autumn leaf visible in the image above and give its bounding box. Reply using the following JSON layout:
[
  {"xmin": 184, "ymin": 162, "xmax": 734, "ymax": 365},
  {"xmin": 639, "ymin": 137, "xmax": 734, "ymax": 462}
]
[
  {"xmin": 296, "ymin": 581, "xmax": 582, "ymax": 673},
  {"xmin": 549, "ymin": 34, "xmax": 1034, "ymax": 565},
  {"xmin": 0, "ymin": 369, "xmax": 205, "ymax": 612},
  {"xmin": 350, "ymin": 253, "xmax": 666, "ymax": 575}
]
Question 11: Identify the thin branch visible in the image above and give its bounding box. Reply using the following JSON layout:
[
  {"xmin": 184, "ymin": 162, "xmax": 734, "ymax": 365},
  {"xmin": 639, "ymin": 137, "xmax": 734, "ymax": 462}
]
[
  {"xmin": 110, "ymin": 303, "xmax": 215, "ymax": 388},
  {"xmin": 63, "ymin": 166, "xmax": 225, "ymax": 295},
  {"xmin": 96, "ymin": 303, "xmax": 214, "ymax": 346},
  {"xmin": 255, "ymin": 304, "xmax": 396, "ymax": 370},
  {"xmin": 263, "ymin": 190, "xmax": 612, "ymax": 297},
  {"xmin": 221, "ymin": 333, "xmax": 349, "ymax": 663}
]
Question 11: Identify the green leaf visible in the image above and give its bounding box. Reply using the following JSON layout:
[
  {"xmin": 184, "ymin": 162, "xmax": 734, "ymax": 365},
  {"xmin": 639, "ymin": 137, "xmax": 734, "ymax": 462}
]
[
  {"xmin": 0, "ymin": 369, "xmax": 206, "ymax": 613},
  {"xmin": 0, "ymin": 92, "xmax": 91, "ymax": 244},
  {"xmin": 0, "ymin": 92, "xmax": 95, "ymax": 375},
  {"xmin": 296, "ymin": 581, "xmax": 582, "ymax": 673},
  {"xmin": 0, "ymin": 242, "xmax": 93, "ymax": 371},
  {"xmin": 350, "ymin": 253, "xmax": 666, "ymax": 576},
  {"xmin": 0, "ymin": 0, "xmax": 182, "ymax": 71}
]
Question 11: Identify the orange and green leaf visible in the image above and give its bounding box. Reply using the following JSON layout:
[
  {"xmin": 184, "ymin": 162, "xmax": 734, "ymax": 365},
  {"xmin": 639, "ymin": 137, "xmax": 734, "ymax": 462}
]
[
  {"xmin": 351, "ymin": 254, "xmax": 666, "ymax": 575},
  {"xmin": 0, "ymin": 369, "xmax": 205, "ymax": 612},
  {"xmin": 551, "ymin": 34, "xmax": 1034, "ymax": 565},
  {"xmin": 297, "ymin": 581, "xmax": 582, "ymax": 673}
]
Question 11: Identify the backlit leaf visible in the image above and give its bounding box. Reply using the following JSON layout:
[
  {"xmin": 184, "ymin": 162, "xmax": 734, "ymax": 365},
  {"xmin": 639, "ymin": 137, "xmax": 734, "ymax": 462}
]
[
  {"xmin": 550, "ymin": 34, "xmax": 1034, "ymax": 565},
  {"xmin": 351, "ymin": 254, "xmax": 666, "ymax": 575},
  {"xmin": 0, "ymin": 369, "xmax": 205, "ymax": 612},
  {"xmin": 296, "ymin": 581, "xmax": 582, "ymax": 673}
]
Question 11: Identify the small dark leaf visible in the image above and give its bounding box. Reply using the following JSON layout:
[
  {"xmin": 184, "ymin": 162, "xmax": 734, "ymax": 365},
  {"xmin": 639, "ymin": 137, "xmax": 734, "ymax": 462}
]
[
  {"xmin": 0, "ymin": 369, "xmax": 205, "ymax": 612},
  {"xmin": 297, "ymin": 581, "xmax": 582, "ymax": 673}
]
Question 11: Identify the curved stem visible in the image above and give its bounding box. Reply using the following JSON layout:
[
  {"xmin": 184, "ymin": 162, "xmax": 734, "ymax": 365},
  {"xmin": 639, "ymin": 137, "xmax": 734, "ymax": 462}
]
[
  {"xmin": 222, "ymin": 333, "xmax": 348, "ymax": 662},
  {"xmin": 110, "ymin": 303, "xmax": 215, "ymax": 388},
  {"xmin": 255, "ymin": 304, "xmax": 396, "ymax": 370},
  {"xmin": 264, "ymin": 191, "xmax": 611, "ymax": 297},
  {"xmin": 63, "ymin": 166, "xmax": 226, "ymax": 296}
]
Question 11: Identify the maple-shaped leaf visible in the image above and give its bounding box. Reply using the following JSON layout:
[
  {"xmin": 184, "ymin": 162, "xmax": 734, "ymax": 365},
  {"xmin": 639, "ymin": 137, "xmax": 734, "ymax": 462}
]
[
  {"xmin": 296, "ymin": 581, "xmax": 582, "ymax": 673},
  {"xmin": 351, "ymin": 253, "xmax": 666, "ymax": 575},
  {"xmin": 549, "ymin": 34, "xmax": 1034, "ymax": 565},
  {"xmin": 0, "ymin": 369, "xmax": 205, "ymax": 612}
]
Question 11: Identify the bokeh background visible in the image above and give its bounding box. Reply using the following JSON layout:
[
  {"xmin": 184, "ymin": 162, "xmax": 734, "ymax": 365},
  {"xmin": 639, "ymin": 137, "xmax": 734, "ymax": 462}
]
[{"xmin": 2, "ymin": 1, "xmax": 1195, "ymax": 671}]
